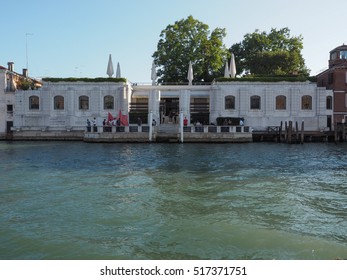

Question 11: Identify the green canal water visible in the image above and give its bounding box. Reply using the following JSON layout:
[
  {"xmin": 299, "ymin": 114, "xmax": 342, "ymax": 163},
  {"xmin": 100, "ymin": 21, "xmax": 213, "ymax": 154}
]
[{"xmin": 0, "ymin": 141, "xmax": 346, "ymax": 260}]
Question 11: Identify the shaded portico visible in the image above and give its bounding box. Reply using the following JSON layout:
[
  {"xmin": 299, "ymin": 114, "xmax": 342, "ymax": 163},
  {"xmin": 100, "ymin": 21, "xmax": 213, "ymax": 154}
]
[{"xmin": 130, "ymin": 84, "xmax": 211, "ymax": 126}]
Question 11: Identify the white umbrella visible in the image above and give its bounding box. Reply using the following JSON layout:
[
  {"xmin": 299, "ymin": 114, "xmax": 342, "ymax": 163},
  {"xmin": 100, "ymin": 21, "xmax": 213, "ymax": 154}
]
[
  {"xmin": 229, "ymin": 53, "xmax": 237, "ymax": 78},
  {"xmin": 151, "ymin": 61, "xmax": 157, "ymax": 85},
  {"xmin": 106, "ymin": 54, "xmax": 114, "ymax": 78},
  {"xmin": 224, "ymin": 60, "xmax": 230, "ymax": 78},
  {"xmin": 187, "ymin": 61, "xmax": 193, "ymax": 85},
  {"xmin": 116, "ymin": 62, "xmax": 121, "ymax": 78}
]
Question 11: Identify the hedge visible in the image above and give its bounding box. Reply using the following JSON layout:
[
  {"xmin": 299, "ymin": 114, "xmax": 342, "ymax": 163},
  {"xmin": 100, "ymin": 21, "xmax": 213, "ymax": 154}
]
[
  {"xmin": 42, "ymin": 77, "xmax": 127, "ymax": 83},
  {"xmin": 215, "ymin": 75, "xmax": 317, "ymax": 83}
]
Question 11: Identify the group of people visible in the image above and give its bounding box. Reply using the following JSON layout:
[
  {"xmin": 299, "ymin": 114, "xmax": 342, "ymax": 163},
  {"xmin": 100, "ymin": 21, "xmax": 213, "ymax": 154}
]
[
  {"xmin": 87, "ymin": 117, "xmax": 122, "ymax": 127},
  {"xmin": 88, "ymin": 117, "xmax": 157, "ymax": 127},
  {"xmin": 86, "ymin": 118, "xmax": 97, "ymax": 127},
  {"xmin": 161, "ymin": 112, "xmax": 179, "ymax": 124},
  {"xmin": 104, "ymin": 118, "xmax": 121, "ymax": 126},
  {"xmin": 86, "ymin": 118, "xmax": 97, "ymax": 132},
  {"xmin": 87, "ymin": 116, "xmax": 244, "ymax": 128},
  {"xmin": 222, "ymin": 118, "xmax": 244, "ymax": 126}
]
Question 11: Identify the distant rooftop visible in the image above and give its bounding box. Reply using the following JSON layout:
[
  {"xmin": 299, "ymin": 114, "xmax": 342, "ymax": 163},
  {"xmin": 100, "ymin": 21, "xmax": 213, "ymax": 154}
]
[{"xmin": 330, "ymin": 44, "xmax": 347, "ymax": 53}]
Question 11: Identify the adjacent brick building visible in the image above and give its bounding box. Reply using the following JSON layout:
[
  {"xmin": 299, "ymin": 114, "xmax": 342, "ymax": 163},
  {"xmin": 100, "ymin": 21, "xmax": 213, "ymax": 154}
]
[{"xmin": 317, "ymin": 44, "xmax": 347, "ymax": 124}]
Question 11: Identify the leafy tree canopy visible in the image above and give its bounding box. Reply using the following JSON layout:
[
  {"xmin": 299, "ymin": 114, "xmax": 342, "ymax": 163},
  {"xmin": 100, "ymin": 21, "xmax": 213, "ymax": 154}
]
[
  {"xmin": 153, "ymin": 15, "xmax": 228, "ymax": 83},
  {"xmin": 230, "ymin": 28, "xmax": 310, "ymax": 76}
]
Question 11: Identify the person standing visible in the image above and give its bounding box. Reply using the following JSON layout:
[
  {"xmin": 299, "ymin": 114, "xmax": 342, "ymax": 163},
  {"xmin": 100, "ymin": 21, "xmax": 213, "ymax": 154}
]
[
  {"xmin": 183, "ymin": 117, "xmax": 188, "ymax": 126},
  {"xmin": 86, "ymin": 119, "xmax": 91, "ymax": 132},
  {"xmin": 92, "ymin": 117, "xmax": 97, "ymax": 132}
]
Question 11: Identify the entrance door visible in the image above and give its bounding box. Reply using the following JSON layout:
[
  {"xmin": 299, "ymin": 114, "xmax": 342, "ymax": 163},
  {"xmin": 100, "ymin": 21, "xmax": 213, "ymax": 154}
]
[
  {"xmin": 327, "ymin": 115, "xmax": 332, "ymax": 130},
  {"xmin": 6, "ymin": 121, "xmax": 13, "ymax": 139},
  {"xmin": 160, "ymin": 98, "xmax": 179, "ymax": 124}
]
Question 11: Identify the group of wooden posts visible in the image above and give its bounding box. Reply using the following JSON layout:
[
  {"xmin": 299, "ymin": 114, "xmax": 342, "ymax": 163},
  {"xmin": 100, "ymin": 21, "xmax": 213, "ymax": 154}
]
[
  {"xmin": 280, "ymin": 121, "xmax": 305, "ymax": 144},
  {"xmin": 266, "ymin": 121, "xmax": 347, "ymax": 143},
  {"xmin": 335, "ymin": 123, "xmax": 347, "ymax": 142}
]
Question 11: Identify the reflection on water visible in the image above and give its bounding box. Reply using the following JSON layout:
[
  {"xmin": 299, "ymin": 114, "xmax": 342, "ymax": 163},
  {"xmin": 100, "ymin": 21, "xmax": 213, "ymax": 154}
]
[{"xmin": 0, "ymin": 141, "xmax": 347, "ymax": 259}]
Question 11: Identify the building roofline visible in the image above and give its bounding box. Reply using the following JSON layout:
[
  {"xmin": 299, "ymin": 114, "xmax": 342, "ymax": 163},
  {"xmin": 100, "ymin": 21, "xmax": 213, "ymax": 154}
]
[
  {"xmin": 316, "ymin": 62, "xmax": 347, "ymax": 77},
  {"xmin": 0, "ymin": 65, "xmax": 42, "ymax": 85},
  {"xmin": 330, "ymin": 44, "xmax": 347, "ymax": 53}
]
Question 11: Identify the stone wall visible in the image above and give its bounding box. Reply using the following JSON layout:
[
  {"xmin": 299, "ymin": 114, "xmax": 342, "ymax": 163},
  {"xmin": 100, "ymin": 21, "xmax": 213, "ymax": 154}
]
[{"xmin": 13, "ymin": 81, "xmax": 131, "ymax": 131}]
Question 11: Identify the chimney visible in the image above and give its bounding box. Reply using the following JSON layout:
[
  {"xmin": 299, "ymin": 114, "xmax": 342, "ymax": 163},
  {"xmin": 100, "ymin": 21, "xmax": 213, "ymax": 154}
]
[
  {"xmin": 23, "ymin": 68, "xmax": 28, "ymax": 77},
  {"xmin": 7, "ymin": 62, "xmax": 14, "ymax": 72}
]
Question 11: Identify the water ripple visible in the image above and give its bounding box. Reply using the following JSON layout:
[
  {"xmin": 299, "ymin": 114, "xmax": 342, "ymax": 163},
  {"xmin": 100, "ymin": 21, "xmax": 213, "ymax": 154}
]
[{"xmin": 1, "ymin": 142, "xmax": 347, "ymax": 260}]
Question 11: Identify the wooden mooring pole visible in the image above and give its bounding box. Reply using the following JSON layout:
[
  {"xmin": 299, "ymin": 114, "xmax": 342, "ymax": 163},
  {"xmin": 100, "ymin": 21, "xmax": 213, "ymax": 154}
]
[
  {"xmin": 300, "ymin": 121, "xmax": 304, "ymax": 144},
  {"xmin": 295, "ymin": 121, "xmax": 299, "ymax": 143},
  {"xmin": 288, "ymin": 121, "xmax": 292, "ymax": 144},
  {"xmin": 343, "ymin": 123, "xmax": 346, "ymax": 142}
]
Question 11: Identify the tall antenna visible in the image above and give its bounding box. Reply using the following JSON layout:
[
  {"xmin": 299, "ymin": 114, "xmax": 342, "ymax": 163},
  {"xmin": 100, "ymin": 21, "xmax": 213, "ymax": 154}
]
[{"xmin": 25, "ymin": 33, "xmax": 33, "ymax": 71}]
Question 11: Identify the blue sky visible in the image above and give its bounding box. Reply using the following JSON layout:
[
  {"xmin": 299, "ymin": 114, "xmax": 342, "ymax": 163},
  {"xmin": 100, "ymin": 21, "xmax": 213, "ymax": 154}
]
[{"xmin": 2, "ymin": 0, "xmax": 346, "ymax": 82}]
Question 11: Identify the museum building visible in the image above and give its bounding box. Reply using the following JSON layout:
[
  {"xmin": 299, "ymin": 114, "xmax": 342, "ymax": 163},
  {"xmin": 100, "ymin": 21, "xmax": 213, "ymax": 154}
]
[{"xmin": 0, "ymin": 52, "xmax": 337, "ymax": 141}]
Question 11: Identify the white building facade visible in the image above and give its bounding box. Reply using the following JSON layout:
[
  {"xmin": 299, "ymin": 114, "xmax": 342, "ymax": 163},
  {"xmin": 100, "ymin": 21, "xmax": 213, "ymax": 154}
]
[
  {"xmin": 13, "ymin": 81, "xmax": 131, "ymax": 132},
  {"xmin": 9, "ymin": 80, "xmax": 333, "ymax": 137},
  {"xmin": 209, "ymin": 81, "xmax": 333, "ymax": 131},
  {"xmin": 133, "ymin": 81, "xmax": 333, "ymax": 132}
]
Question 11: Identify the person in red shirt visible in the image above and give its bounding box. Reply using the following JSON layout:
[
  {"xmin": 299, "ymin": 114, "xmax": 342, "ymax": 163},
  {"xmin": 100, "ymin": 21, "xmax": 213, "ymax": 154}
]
[{"xmin": 183, "ymin": 117, "xmax": 188, "ymax": 126}]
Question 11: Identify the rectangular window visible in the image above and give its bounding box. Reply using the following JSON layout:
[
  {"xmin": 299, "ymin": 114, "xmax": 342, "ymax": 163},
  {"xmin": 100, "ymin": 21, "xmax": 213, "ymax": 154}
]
[
  {"xmin": 250, "ymin": 96, "xmax": 261, "ymax": 109},
  {"xmin": 276, "ymin": 96, "xmax": 286, "ymax": 110},
  {"xmin": 225, "ymin": 96, "xmax": 235, "ymax": 109},
  {"xmin": 54, "ymin": 96, "xmax": 64, "ymax": 110},
  {"xmin": 79, "ymin": 96, "xmax": 89, "ymax": 110},
  {"xmin": 104, "ymin": 95, "xmax": 114, "ymax": 110},
  {"xmin": 301, "ymin": 95, "xmax": 312, "ymax": 110},
  {"xmin": 7, "ymin": 104, "xmax": 13, "ymax": 112},
  {"xmin": 327, "ymin": 115, "xmax": 332, "ymax": 129},
  {"xmin": 340, "ymin": 51, "xmax": 347, "ymax": 60},
  {"xmin": 326, "ymin": 96, "xmax": 332, "ymax": 110},
  {"xmin": 29, "ymin": 96, "xmax": 40, "ymax": 110}
]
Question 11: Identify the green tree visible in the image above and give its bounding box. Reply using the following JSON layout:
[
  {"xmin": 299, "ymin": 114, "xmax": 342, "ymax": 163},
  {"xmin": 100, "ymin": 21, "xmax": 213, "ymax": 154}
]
[
  {"xmin": 230, "ymin": 28, "xmax": 310, "ymax": 76},
  {"xmin": 17, "ymin": 78, "xmax": 33, "ymax": 90},
  {"xmin": 153, "ymin": 16, "xmax": 228, "ymax": 83}
]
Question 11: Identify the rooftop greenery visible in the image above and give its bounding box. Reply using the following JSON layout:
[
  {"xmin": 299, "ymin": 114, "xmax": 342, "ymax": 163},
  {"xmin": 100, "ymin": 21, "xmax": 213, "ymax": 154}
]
[
  {"xmin": 216, "ymin": 75, "xmax": 317, "ymax": 83},
  {"xmin": 16, "ymin": 78, "xmax": 40, "ymax": 90},
  {"xmin": 42, "ymin": 77, "xmax": 127, "ymax": 83}
]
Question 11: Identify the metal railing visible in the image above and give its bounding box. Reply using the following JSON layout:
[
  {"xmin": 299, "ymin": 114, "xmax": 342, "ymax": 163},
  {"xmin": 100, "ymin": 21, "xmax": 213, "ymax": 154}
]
[
  {"xmin": 86, "ymin": 125, "xmax": 151, "ymax": 133},
  {"xmin": 183, "ymin": 125, "xmax": 251, "ymax": 133},
  {"xmin": 86, "ymin": 125, "xmax": 251, "ymax": 134}
]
